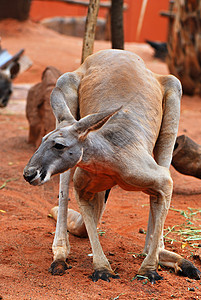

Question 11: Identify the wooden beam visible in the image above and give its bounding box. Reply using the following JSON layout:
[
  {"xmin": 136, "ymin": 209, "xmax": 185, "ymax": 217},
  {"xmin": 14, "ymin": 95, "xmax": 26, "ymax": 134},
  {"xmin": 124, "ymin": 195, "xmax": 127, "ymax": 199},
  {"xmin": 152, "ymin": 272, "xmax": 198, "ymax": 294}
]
[
  {"xmin": 160, "ymin": 11, "xmax": 175, "ymax": 18},
  {"xmin": 34, "ymin": 0, "xmax": 110, "ymax": 8},
  {"xmin": 63, "ymin": 0, "xmax": 109, "ymax": 7},
  {"xmin": 34, "ymin": 0, "xmax": 128, "ymax": 10}
]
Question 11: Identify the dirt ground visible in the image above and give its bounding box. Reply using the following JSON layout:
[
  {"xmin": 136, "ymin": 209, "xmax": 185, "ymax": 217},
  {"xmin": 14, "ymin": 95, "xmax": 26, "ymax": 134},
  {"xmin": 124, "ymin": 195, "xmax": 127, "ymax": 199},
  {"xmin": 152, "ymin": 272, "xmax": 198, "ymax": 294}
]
[{"xmin": 1, "ymin": 19, "xmax": 201, "ymax": 300}]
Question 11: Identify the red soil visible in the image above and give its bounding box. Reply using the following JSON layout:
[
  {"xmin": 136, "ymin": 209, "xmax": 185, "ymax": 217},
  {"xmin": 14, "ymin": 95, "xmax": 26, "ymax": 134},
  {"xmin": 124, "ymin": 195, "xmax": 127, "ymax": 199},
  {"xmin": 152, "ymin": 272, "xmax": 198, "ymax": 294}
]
[{"xmin": 0, "ymin": 19, "xmax": 201, "ymax": 300}]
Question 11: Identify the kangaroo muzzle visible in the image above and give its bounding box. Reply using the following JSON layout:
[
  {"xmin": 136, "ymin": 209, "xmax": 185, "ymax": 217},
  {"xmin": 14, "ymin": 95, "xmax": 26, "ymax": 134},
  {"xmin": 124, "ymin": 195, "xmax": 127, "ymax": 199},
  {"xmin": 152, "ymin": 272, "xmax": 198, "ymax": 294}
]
[{"xmin": 23, "ymin": 167, "xmax": 41, "ymax": 185}]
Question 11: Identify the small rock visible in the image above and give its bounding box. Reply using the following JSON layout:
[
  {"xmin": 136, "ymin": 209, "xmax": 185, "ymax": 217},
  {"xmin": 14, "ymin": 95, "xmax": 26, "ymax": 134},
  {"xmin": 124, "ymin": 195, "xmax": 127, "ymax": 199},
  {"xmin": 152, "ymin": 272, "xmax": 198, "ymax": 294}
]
[{"xmin": 39, "ymin": 282, "xmax": 46, "ymax": 287}]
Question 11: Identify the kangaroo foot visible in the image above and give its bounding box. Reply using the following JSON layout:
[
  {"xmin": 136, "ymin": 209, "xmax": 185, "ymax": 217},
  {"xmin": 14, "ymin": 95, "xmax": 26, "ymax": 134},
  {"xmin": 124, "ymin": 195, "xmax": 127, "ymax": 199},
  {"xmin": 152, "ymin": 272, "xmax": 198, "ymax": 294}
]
[
  {"xmin": 137, "ymin": 270, "xmax": 163, "ymax": 284},
  {"xmin": 90, "ymin": 268, "xmax": 120, "ymax": 282},
  {"xmin": 176, "ymin": 258, "xmax": 201, "ymax": 280},
  {"xmin": 51, "ymin": 207, "xmax": 88, "ymax": 237},
  {"xmin": 49, "ymin": 259, "xmax": 72, "ymax": 276}
]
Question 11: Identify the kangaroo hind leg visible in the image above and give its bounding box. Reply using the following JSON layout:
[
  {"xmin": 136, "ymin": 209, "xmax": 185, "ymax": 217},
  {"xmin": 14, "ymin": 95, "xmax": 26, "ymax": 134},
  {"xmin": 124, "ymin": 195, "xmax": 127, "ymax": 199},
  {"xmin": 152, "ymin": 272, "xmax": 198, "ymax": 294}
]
[{"xmin": 144, "ymin": 76, "xmax": 200, "ymax": 280}]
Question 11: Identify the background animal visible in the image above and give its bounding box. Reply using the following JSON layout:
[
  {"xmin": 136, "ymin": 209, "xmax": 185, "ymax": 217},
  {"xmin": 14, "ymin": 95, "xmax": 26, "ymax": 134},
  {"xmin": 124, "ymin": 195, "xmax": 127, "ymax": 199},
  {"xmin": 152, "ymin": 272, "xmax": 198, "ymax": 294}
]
[
  {"xmin": 0, "ymin": 72, "xmax": 12, "ymax": 107},
  {"xmin": 146, "ymin": 40, "xmax": 168, "ymax": 61}
]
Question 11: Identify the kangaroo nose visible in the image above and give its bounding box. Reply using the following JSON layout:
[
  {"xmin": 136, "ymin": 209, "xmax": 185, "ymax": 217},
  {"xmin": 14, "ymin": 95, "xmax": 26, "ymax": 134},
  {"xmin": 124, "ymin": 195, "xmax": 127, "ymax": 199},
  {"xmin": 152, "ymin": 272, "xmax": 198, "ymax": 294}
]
[{"xmin": 23, "ymin": 167, "xmax": 38, "ymax": 183}]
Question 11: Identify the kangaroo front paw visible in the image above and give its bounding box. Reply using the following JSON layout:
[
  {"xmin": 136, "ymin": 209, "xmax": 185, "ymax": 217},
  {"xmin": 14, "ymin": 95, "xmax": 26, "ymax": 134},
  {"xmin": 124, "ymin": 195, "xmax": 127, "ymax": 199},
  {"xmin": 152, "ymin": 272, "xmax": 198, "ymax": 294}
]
[
  {"xmin": 137, "ymin": 270, "xmax": 163, "ymax": 284},
  {"xmin": 49, "ymin": 259, "xmax": 72, "ymax": 276},
  {"xmin": 90, "ymin": 269, "xmax": 120, "ymax": 282},
  {"xmin": 177, "ymin": 259, "xmax": 201, "ymax": 280}
]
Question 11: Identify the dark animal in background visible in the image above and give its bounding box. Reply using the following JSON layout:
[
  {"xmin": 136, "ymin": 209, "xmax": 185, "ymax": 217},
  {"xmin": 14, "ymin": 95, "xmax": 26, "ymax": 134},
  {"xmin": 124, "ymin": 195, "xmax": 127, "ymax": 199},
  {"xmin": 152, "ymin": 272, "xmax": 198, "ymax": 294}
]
[
  {"xmin": 0, "ymin": 46, "xmax": 24, "ymax": 107},
  {"xmin": 146, "ymin": 40, "xmax": 168, "ymax": 61},
  {"xmin": 0, "ymin": 72, "xmax": 12, "ymax": 107}
]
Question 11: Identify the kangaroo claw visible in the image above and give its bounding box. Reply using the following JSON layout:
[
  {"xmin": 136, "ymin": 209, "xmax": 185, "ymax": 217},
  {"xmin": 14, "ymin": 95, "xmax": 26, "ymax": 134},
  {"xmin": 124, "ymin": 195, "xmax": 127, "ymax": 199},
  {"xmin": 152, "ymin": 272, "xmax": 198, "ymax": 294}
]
[
  {"xmin": 137, "ymin": 270, "xmax": 163, "ymax": 284},
  {"xmin": 90, "ymin": 269, "xmax": 120, "ymax": 282},
  {"xmin": 49, "ymin": 259, "xmax": 72, "ymax": 276}
]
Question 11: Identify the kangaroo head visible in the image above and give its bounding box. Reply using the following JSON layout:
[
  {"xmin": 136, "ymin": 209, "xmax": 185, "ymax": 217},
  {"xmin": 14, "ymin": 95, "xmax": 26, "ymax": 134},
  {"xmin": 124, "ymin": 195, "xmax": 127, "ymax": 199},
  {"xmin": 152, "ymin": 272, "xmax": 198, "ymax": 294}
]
[{"xmin": 23, "ymin": 87, "xmax": 121, "ymax": 185}]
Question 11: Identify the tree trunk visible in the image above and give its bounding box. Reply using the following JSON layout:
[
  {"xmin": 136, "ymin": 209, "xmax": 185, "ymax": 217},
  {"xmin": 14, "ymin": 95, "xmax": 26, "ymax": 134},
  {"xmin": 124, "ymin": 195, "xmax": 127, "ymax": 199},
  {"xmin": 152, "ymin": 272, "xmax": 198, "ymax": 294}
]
[
  {"xmin": 81, "ymin": 0, "xmax": 100, "ymax": 63},
  {"xmin": 167, "ymin": 0, "xmax": 201, "ymax": 96},
  {"xmin": 111, "ymin": 0, "xmax": 124, "ymax": 49}
]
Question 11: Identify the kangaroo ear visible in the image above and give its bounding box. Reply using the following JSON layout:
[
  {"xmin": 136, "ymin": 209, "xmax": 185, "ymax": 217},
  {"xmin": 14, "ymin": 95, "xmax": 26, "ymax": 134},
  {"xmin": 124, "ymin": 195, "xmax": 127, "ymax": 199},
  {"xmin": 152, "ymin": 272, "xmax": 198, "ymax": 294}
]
[
  {"xmin": 74, "ymin": 106, "xmax": 122, "ymax": 139},
  {"xmin": 50, "ymin": 87, "xmax": 76, "ymax": 125}
]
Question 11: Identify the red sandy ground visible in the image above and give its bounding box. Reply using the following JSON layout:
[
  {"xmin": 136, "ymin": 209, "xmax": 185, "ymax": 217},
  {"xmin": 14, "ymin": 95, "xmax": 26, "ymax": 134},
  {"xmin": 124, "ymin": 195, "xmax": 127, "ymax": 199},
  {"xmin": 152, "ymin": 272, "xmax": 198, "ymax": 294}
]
[{"xmin": 0, "ymin": 19, "xmax": 201, "ymax": 300}]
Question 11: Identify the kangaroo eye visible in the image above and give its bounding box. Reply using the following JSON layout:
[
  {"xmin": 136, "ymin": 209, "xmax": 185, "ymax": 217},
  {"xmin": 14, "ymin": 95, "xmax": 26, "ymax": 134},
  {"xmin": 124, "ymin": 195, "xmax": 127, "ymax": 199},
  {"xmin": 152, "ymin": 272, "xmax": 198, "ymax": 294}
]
[{"xmin": 54, "ymin": 143, "xmax": 66, "ymax": 150}]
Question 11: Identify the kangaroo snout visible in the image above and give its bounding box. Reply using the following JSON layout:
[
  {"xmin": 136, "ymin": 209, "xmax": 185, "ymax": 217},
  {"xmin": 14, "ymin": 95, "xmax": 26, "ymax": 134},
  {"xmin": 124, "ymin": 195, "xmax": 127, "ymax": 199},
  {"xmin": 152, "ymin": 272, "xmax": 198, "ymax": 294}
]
[{"xmin": 23, "ymin": 167, "xmax": 39, "ymax": 184}]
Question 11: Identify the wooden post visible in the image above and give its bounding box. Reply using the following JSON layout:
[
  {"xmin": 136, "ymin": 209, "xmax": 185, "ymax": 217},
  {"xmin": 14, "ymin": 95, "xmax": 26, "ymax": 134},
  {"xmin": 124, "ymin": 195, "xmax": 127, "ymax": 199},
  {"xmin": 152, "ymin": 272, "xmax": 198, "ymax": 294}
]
[
  {"xmin": 111, "ymin": 0, "xmax": 124, "ymax": 49},
  {"xmin": 81, "ymin": 0, "xmax": 100, "ymax": 63}
]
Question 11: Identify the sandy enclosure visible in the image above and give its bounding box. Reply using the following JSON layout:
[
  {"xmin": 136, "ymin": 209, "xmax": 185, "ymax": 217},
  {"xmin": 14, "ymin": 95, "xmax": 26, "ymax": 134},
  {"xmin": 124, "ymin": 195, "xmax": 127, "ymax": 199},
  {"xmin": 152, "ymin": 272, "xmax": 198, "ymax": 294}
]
[{"xmin": 0, "ymin": 19, "xmax": 201, "ymax": 299}]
